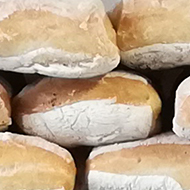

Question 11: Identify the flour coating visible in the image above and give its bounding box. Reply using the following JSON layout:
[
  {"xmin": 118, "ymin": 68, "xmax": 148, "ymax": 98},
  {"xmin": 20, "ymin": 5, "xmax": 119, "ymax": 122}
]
[
  {"xmin": 0, "ymin": 48, "xmax": 119, "ymax": 78},
  {"xmin": 121, "ymin": 43, "xmax": 190, "ymax": 69},
  {"xmin": 88, "ymin": 171, "xmax": 182, "ymax": 190},
  {"xmin": 18, "ymin": 99, "xmax": 153, "ymax": 147}
]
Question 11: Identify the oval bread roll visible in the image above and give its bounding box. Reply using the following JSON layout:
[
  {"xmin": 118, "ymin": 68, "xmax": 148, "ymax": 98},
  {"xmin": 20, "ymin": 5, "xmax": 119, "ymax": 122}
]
[
  {"xmin": 87, "ymin": 132, "xmax": 190, "ymax": 190},
  {"xmin": 0, "ymin": 0, "xmax": 119, "ymax": 78},
  {"xmin": 173, "ymin": 76, "xmax": 190, "ymax": 139},
  {"xmin": 0, "ymin": 81, "xmax": 11, "ymax": 131},
  {"xmin": 13, "ymin": 71, "xmax": 161, "ymax": 147},
  {"xmin": 0, "ymin": 132, "xmax": 76, "ymax": 190},
  {"xmin": 111, "ymin": 0, "xmax": 190, "ymax": 69}
]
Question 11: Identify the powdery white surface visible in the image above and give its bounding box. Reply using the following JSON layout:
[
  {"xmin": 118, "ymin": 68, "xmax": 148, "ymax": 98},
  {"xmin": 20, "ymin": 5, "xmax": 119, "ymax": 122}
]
[
  {"xmin": 20, "ymin": 99, "xmax": 153, "ymax": 147},
  {"xmin": 173, "ymin": 76, "xmax": 190, "ymax": 139},
  {"xmin": 105, "ymin": 71, "xmax": 148, "ymax": 85},
  {"xmin": 89, "ymin": 132, "xmax": 190, "ymax": 159},
  {"xmin": 0, "ymin": 48, "xmax": 119, "ymax": 78},
  {"xmin": 0, "ymin": 0, "xmax": 105, "ymax": 21},
  {"xmin": 88, "ymin": 171, "xmax": 182, "ymax": 190},
  {"xmin": 121, "ymin": 43, "xmax": 190, "ymax": 69},
  {"xmin": 0, "ymin": 132, "xmax": 73, "ymax": 163}
]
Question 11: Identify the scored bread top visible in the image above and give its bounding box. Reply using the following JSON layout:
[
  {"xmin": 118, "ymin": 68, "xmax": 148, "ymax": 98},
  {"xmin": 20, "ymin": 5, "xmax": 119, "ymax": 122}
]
[
  {"xmin": 87, "ymin": 133, "xmax": 190, "ymax": 190},
  {"xmin": 0, "ymin": 0, "xmax": 118, "ymax": 58},
  {"xmin": 0, "ymin": 132, "xmax": 75, "ymax": 190},
  {"xmin": 111, "ymin": 0, "xmax": 190, "ymax": 51},
  {"xmin": 13, "ymin": 71, "xmax": 161, "ymax": 120}
]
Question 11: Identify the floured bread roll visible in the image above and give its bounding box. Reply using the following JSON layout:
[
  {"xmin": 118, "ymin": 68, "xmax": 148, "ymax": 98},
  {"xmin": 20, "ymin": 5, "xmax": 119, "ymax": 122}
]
[
  {"xmin": 111, "ymin": 0, "xmax": 190, "ymax": 69},
  {"xmin": 0, "ymin": 132, "xmax": 76, "ymax": 190},
  {"xmin": 13, "ymin": 71, "xmax": 161, "ymax": 147},
  {"xmin": 0, "ymin": 80, "xmax": 11, "ymax": 131},
  {"xmin": 0, "ymin": 0, "xmax": 119, "ymax": 78},
  {"xmin": 87, "ymin": 132, "xmax": 190, "ymax": 190},
  {"xmin": 173, "ymin": 76, "xmax": 190, "ymax": 139}
]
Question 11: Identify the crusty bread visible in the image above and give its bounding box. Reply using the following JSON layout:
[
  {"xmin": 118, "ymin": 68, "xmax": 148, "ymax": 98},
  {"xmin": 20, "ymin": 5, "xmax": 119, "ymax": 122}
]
[
  {"xmin": 87, "ymin": 132, "xmax": 190, "ymax": 190},
  {"xmin": 0, "ymin": 82, "xmax": 11, "ymax": 131},
  {"xmin": 0, "ymin": 132, "xmax": 76, "ymax": 190},
  {"xmin": 13, "ymin": 71, "xmax": 161, "ymax": 147},
  {"xmin": 173, "ymin": 76, "xmax": 190, "ymax": 139},
  {"xmin": 111, "ymin": 0, "xmax": 190, "ymax": 69},
  {"xmin": 0, "ymin": 0, "xmax": 119, "ymax": 78}
]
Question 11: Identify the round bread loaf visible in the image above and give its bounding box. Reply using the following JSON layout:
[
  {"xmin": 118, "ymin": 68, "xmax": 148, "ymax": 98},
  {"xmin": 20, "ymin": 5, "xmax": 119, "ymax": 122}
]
[
  {"xmin": 0, "ymin": 80, "xmax": 11, "ymax": 131},
  {"xmin": 0, "ymin": 0, "xmax": 119, "ymax": 78},
  {"xmin": 111, "ymin": 0, "xmax": 190, "ymax": 69},
  {"xmin": 0, "ymin": 132, "xmax": 76, "ymax": 190},
  {"xmin": 13, "ymin": 71, "xmax": 161, "ymax": 147},
  {"xmin": 87, "ymin": 132, "xmax": 190, "ymax": 190},
  {"xmin": 173, "ymin": 76, "xmax": 190, "ymax": 139}
]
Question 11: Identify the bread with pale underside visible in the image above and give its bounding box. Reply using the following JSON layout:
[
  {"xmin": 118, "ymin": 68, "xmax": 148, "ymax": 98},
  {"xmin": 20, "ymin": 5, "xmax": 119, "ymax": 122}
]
[
  {"xmin": 13, "ymin": 71, "xmax": 161, "ymax": 147},
  {"xmin": 0, "ymin": 132, "xmax": 76, "ymax": 190},
  {"xmin": 173, "ymin": 76, "xmax": 190, "ymax": 139},
  {"xmin": 87, "ymin": 132, "xmax": 190, "ymax": 190},
  {"xmin": 0, "ymin": 0, "xmax": 119, "ymax": 78},
  {"xmin": 111, "ymin": 0, "xmax": 190, "ymax": 69}
]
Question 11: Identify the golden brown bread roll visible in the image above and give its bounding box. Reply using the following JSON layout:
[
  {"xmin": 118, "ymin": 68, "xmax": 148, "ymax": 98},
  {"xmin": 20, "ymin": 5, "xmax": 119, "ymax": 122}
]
[
  {"xmin": 13, "ymin": 71, "xmax": 161, "ymax": 147},
  {"xmin": 111, "ymin": 0, "xmax": 190, "ymax": 69},
  {"xmin": 0, "ymin": 80, "xmax": 11, "ymax": 131},
  {"xmin": 0, "ymin": 0, "xmax": 119, "ymax": 78},
  {"xmin": 87, "ymin": 132, "xmax": 190, "ymax": 190},
  {"xmin": 0, "ymin": 132, "xmax": 76, "ymax": 190}
]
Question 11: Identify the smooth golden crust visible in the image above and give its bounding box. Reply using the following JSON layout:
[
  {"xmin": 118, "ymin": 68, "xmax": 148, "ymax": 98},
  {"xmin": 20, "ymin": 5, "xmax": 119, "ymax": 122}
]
[
  {"xmin": 112, "ymin": 0, "xmax": 190, "ymax": 51},
  {"xmin": 0, "ymin": 10, "xmax": 117, "ymax": 57},
  {"xmin": 13, "ymin": 73, "xmax": 161, "ymax": 121},
  {"xmin": 88, "ymin": 144, "xmax": 190, "ymax": 189},
  {"xmin": 0, "ymin": 139, "xmax": 75, "ymax": 190},
  {"xmin": 0, "ymin": 84, "xmax": 11, "ymax": 128}
]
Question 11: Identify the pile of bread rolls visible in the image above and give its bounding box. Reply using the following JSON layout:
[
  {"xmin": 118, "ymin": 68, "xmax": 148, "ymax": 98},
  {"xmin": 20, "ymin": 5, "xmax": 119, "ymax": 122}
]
[{"xmin": 0, "ymin": 0, "xmax": 190, "ymax": 189}]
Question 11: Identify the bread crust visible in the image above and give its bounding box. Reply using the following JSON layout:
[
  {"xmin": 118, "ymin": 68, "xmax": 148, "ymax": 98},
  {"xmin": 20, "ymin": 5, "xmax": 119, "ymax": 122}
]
[
  {"xmin": 0, "ymin": 0, "xmax": 119, "ymax": 78},
  {"xmin": 13, "ymin": 71, "xmax": 161, "ymax": 146},
  {"xmin": 173, "ymin": 76, "xmax": 190, "ymax": 139},
  {"xmin": 87, "ymin": 132, "xmax": 190, "ymax": 190},
  {"xmin": 0, "ymin": 83, "xmax": 11, "ymax": 131},
  {"xmin": 111, "ymin": 0, "xmax": 190, "ymax": 69},
  {"xmin": 0, "ymin": 132, "xmax": 76, "ymax": 190},
  {"xmin": 121, "ymin": 43, "xmax": 190, "ymax": 69}
]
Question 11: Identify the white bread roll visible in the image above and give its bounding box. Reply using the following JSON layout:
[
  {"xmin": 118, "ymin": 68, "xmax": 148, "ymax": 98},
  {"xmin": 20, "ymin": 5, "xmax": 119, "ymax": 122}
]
[
  {"xmin": 0, "ymin": 132, "xmax": 76, "ymax": 190},
  {"xmin": 0, "ymin": 81, "xmax": 11, "ymax": 131},
  {"xmin": 87, "ymin": 132, "xmax": 190, "ymax": 190},
  {"xmin": 13, "ymin": 71, "xmax": 161, "ymax": 147},
  {"xmin": 111, "ymin": 0, "xmax": 190, "ymax": 69},
  {"xmin": 0, "ymin": 0, "xmax": 119, "ymax": 78},
  {"xmin": 173, "ymin": 76, "xmax": 190, "ymax": 139}
]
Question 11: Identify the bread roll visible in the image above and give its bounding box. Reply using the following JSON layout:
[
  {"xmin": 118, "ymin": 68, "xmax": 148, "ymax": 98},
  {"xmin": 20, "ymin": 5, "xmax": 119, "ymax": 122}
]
[
  {"xmin": 0, "ymin": 0, "xmax": 119, "ymax": 78},
  {"xmin": 13, "ymin": 71, "xmax": 161, "ymax": 147},
  {"xmin": 111, "ymin": 0, "xmax": 190, "ymax": 69},
  {"xmin": 0, "ymin": 132, "xmax": 76, "ymax": 190},
  {"xmin": 173, "ymin": 76, "xmax": 190, "ymax": 139},
  {"xmin": 87, "ymin": 132, "xmax": 190, "ymax": 190},
  {"xmin": 0, "ymin": 80, "xmax": 11, "ymax": 131}
]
